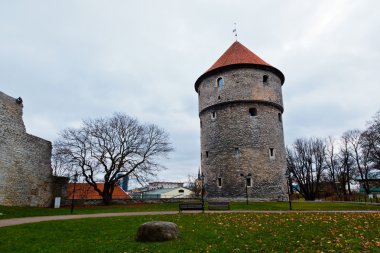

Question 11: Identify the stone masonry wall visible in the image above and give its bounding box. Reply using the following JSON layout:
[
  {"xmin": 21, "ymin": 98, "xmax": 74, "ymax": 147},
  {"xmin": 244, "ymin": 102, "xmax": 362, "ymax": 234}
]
[
  {"xmin": 0, "ymin": 91, "xmax": 53, "ymax": 207},
  {"xmin": 198, "ymin": 67, "xmax": 287, "ymax": 200},
  {"xmin": 198, "ymin": 67, "xmax": 283, "ymax": 113}
]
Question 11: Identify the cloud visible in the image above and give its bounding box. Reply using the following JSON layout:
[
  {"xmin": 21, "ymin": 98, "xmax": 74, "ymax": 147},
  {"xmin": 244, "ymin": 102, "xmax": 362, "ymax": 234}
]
[{"xmin": 1, "ymin": 0, "xmax": 380, "ymax": 183}]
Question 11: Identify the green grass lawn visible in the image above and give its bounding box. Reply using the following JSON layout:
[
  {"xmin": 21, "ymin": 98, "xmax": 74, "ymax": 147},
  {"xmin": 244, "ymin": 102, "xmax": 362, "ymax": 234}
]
[
  {"xmin": 0, "ymin": 212, "xmax": 379, "ymax": 252},
  {"xmin": 1, "ymin": 201, "xmax": 380, "ymax": 219},
  {"xmin": 230, "ymin": 201, "xmax": 380, "ymax": 211}
]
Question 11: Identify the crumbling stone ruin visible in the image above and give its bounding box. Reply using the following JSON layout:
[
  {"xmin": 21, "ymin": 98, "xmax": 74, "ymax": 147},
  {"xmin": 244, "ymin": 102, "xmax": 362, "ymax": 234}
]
[
  {"xmin": 195, "ymin": 41, "xmax": 287, "ymax": 200},
  {"xmin": 0, "ymin": 91, "xmax": 53, "ymax": 206}
]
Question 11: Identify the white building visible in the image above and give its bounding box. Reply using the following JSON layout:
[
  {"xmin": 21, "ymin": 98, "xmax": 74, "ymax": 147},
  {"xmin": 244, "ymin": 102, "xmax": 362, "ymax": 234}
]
[
  {"xmin": 142, "ymin": 187, "xmax": 194, "ymax": 199},
  {"xmin": 147, "ymin": 182, "xmax": 184, "ymax": 190}
]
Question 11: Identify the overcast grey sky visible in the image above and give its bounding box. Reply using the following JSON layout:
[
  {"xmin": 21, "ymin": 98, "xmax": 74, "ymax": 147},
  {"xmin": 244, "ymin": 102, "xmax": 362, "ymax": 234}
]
[{"xmin": 1, "ymin": 0, "xmax": 380, "ymax": 184}]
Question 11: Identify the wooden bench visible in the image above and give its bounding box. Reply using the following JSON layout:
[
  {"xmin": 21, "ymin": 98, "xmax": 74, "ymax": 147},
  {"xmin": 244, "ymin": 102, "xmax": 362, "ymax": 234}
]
[
  {"xmin": 179, "ymin": 203, "xmax": 204, "ymax": 212},
  {"xmin": 208, "ymin": 201, "xmax": 230, "ymax": 210}
]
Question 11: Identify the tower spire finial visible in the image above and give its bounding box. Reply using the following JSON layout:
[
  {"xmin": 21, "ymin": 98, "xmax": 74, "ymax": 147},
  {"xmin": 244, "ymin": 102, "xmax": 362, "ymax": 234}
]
[{"xmin": 233, "ymin": 22, "xmax": 238, "ymax": 41}]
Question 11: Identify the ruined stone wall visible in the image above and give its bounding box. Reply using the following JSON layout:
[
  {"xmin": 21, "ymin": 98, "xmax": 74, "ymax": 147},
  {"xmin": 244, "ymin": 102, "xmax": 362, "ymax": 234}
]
[
  {"xmin": 198, "ymin": 67, "xmax": 287, "ymax": 200},
  {"xmin": 0, "ymin": 91, "xmax": 53, "ymax": 207}
]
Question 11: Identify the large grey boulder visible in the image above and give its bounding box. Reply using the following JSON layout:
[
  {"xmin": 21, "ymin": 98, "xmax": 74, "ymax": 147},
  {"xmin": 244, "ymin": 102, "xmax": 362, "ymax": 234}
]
[{"xmin": 136, "ymin": 221, "xmax": 179, "ymax": 242}]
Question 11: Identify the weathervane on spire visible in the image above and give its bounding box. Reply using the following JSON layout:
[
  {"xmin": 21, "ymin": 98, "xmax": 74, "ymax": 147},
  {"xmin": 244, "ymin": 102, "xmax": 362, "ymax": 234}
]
[{"xmin": 233, "ymin": 22, "xmax": 238, "ymax": 41}]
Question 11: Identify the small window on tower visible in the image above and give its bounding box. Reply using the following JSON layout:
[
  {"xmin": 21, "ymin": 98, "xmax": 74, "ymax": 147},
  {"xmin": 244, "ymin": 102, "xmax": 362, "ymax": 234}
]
[
  {"xmin": 278, "ymin": 113, "xmax": 282, "ymax": 122},
  {"xmin": 217, "ymin": 177, "xmax": 222, "ymax": 187},
  {"xmin": 263, "ymin": 75, "xmax": 269, "ymax": 83},
  {"xmin": 217, "ymin": 77, "xmax": 223, "ymax": 88},
  {"xmin": 211, "ymin": 111, "xmax": 216, "ymax": 120},
  {"xmin": 249, "ymin": 108, "xmax": 257, "ymax": 117},
  {"xmin": 269, "ymin": 148, "xmax": 275, "ymax": 158},
  {"xmin": 246, "ymin": 177, "xmax": 252, "ymax": 187},
  {"xmin": 206, "ymin": 151, "xmax": 209, "ymax": 158},
  {"xmin": 235, "ymin": 147, "xmax": 241, "ymax": 157}
]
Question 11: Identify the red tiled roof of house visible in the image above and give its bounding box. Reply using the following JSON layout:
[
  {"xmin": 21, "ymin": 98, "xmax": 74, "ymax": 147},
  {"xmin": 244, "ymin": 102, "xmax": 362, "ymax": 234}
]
[
  {"xmin": 67, "ymin": 183, "xmax": 130, "ymax": 200},
  {"xmin": 206, "ymin": 41, "xmax": 271, "ymax": 73}
]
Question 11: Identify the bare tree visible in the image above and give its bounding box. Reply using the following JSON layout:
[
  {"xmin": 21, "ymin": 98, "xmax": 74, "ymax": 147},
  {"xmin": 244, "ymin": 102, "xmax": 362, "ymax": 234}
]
[
  {"xmin": 343, "ymin": 129, "xmax": 370, "ymax": 194},
  {"xmin": 286, "ymin": 138, "xmax": 326, "ymax": 200},
  {"xmin": 325, "ymin": 136, "xmax": 344, "ymax": 197},
  {"xmin": 53, "ymin": 113, "xmax": 173, "ymax": 205},
  {"xmin": 362, "ymin": 110, "xmax": 380, "ymax": 168},
  {"xmin": 52, "ymin": 147, "xmax": 74, "ymax": 177},
  {"xmin": 186, "ymin": 174, "xmax": 202, "ymax": 197},
  {"xmin": 339, "ymin": 132, "xmax": 355, "ymax": 195},
  {"xmin": 343, "ymin": 129, "xmax": 372, "ymax": 194}
]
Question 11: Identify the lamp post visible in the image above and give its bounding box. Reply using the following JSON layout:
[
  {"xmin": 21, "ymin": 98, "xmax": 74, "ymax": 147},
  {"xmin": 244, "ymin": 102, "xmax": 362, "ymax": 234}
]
[
  {"xmin": 240, "ymin": 173, "xmax": 251, "ymax": 205},
  {"xmin": 70, "ymin": 172, "xmax": 78, "ymax": 214},
  {"xmin": 285, "ymin": 169, "xmax": 292, "ymax": 211},
  {"xmin": 200, "ymin": 173, "xmax": 205, "ymax": 212}
]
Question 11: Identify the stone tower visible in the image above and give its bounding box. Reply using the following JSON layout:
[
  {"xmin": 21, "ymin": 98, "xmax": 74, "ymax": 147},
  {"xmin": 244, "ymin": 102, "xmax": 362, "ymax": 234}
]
[{"xmin": 195, "ymin": 41, "xmax": 287, "ymax": 200}]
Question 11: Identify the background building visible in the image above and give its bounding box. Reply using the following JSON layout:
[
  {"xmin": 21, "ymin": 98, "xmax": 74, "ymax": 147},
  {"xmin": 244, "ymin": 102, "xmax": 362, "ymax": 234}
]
[
  {"xmin": 67, "ymin": 183, "xmax": 130, "ymax": 200},
  {"xmin": 147, "ymin": 181, "xmax": 184, "ymax": 190},
  {"xmin": 139, "ymin": 187, "xmax": 193, "ymax": 199},
  {"xmin": 358, "ymin": 170, "xmax": 380, "ymax": 197}
]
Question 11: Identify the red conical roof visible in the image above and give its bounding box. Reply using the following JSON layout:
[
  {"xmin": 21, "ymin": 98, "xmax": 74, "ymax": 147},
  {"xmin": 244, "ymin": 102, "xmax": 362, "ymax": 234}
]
[
  {"xmin": 195, "ymin": 41, "xmax": 284, "ymax": 91},
  {"xmin": 206, "ymin": 41, "xmax": 271, "ymax": 73}
]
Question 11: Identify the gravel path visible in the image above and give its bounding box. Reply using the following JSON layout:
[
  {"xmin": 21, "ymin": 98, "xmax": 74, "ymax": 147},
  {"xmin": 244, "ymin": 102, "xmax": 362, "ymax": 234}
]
[{"xmin": 1, "ymin": 210, "xmax": 379, "ymax": 228}]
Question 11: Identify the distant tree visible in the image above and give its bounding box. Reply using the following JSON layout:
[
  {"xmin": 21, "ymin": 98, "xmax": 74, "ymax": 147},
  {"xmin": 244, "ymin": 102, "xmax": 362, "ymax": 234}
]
[
  {"xmin": 343, "ymin": 129, "xmax": 371, "ymax": 194},
  {"xmin": 186, "ymin": 174, "xmax": 201, "ymax": 197},
  {"xmin": 287, "ymin": 110, "xmax": 380, "ymax": 199},
  {"xmin": 339, "ymin": 132, "xmax": 356, "ymax": 195},
  {"xmin": 325, "ymin": 136, "xmax": 344, "ymax": 197},
  {"xmin": 52, "ymin": 147, "xmax": 73, "ymax": 177},
  {"xmin": 286, "ymin": 138, "xmax": 326, "ymax": 200},
  {"xmin": 53, "ymin": 113, "xmax": 173, "ymax": 205},
  {"xmin": 362, "ymin": 110, "xmax": 380, "ymax": 168}
]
